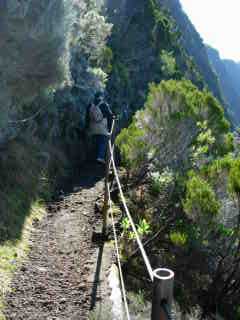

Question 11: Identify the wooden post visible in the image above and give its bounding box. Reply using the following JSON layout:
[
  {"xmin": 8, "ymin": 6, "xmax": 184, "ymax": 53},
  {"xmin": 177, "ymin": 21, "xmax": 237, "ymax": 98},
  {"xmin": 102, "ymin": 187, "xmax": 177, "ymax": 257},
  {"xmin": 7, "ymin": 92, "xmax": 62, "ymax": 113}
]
[
  {"xmin": 102, "ymin": 139, "xmax": 111, "ymax": 235},
  {"xmin": 102, "ymin": 119, "xmax": 115, "ymax": 235},
  {"xmin": 151, "ymin": 268, "xmax": 174, "ymax": 320}
]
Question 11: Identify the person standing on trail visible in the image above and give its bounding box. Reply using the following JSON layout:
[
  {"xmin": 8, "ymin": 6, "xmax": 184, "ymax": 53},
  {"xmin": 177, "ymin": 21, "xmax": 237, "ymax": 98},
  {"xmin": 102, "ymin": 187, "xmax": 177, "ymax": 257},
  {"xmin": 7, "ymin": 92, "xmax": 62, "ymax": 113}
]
[{"xmin": 85, "ymin": 91, "xmax": 114, "ymax": 164}]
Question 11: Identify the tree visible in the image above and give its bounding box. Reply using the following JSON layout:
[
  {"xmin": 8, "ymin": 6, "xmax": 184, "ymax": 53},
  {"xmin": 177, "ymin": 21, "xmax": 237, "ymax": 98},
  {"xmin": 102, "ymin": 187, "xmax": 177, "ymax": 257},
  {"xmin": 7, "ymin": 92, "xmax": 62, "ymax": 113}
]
[
  {"xmin": 0, "ymin": 0, "xmax": 112, "ymax": 147},
  {"xmin": 116, "ymin": 80, "xmax": 231, "ymax": 172}
]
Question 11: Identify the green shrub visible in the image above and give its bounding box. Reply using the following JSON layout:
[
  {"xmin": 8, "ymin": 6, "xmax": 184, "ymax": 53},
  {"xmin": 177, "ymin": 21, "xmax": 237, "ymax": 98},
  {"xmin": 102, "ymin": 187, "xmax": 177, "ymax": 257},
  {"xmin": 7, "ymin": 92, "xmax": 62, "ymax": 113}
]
[
  {"xmin": 228, "ymin": 158, "xmax": 240, "ymax": 195},
  {"xmin": 121, "ymin": 217, "xmax": 151, "ymax": 239},
  {"xmin": 100, "ymin": 46, "xmax": 113, "ymax": 74},
  {"xmin": 150, "ymin": 168, "xmax": 174, "ymax": 195},
  {"xmin": 170, "ymin": 231, "xmax": 188, "ymax": 247},
  {"xmin": 116, "ymin": 121, "xmax": 146, "ymax": 169},
  {"xmin": 159, "ymin": 50, "xmax": 177, "ymax": 78},
  {"xmin": 137, "ymin": 219, "xmax": 151, "ymax": 236},
  {"xmin": 183, "ymin": 173, "xmax": 220, "ymax": 221},
  {"xmin": 117, "ymin": 80, "xmax": 231, "ymax": 171}
]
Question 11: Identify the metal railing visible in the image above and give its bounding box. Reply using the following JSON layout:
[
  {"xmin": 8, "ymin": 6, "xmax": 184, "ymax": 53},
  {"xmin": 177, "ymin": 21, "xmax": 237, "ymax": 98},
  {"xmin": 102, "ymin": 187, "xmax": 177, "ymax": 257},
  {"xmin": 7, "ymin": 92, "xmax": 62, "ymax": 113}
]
[{"xmin": 102, "ymin": 120, "xmax": 175, "ymax": 320}]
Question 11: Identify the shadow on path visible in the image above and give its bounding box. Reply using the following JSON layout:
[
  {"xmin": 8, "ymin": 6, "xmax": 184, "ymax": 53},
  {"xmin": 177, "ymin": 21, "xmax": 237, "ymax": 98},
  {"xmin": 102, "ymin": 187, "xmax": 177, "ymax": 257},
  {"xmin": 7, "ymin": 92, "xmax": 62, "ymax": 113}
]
[{"xmin": 90, "ymin": 239, "xmax": 105, "ymax": 310}]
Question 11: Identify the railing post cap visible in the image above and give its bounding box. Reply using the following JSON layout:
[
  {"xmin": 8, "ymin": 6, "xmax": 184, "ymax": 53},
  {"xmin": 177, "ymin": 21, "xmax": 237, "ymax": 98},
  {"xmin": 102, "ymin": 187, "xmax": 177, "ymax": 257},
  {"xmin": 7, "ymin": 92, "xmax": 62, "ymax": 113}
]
[{"xmin": 152, "ymin": 268, "xmax": 174, "ymax": 280}]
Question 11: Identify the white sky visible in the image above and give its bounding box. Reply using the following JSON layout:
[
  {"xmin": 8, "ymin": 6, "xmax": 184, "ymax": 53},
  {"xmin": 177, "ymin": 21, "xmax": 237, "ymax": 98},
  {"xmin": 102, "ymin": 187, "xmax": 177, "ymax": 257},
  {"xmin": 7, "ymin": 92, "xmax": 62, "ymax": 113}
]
[{"xmin": 180, "ymin": 0, "xmax": 240, "ymax": 62}]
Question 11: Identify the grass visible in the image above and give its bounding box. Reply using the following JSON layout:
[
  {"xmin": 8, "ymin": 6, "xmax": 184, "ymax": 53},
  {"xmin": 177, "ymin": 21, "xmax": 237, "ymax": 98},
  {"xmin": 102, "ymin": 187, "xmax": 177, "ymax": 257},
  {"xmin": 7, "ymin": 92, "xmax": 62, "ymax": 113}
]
[{"xmin": 0, "ymin": 200, "xmax": 46, "ymax": 320}]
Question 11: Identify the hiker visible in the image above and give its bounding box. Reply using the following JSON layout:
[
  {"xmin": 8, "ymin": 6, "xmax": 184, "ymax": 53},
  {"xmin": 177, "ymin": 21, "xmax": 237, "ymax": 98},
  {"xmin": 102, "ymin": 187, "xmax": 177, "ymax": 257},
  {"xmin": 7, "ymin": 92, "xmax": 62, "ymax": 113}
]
[{"xmin": 85, "ymin": 91, "xmax": 114, "ymax": 164}]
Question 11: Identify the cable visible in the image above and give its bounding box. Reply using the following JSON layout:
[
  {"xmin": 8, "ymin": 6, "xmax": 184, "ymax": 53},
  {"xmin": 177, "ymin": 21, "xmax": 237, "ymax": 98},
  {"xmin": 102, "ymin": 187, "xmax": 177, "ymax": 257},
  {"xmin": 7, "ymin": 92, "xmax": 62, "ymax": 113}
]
[
  {"xmin": 8, "ymin": 105, "xmax": 46, "ymax": 124},
  {"xmin": 108, "ymin": 183, "xmax": 131, "ymax": 320},
  {"xmin": 108, "ymin": 141, "xmax": 154, "ymax": 282},
  {"xmin": 106, "ymin": 124, "xmax": 175, "ymax": 318}
]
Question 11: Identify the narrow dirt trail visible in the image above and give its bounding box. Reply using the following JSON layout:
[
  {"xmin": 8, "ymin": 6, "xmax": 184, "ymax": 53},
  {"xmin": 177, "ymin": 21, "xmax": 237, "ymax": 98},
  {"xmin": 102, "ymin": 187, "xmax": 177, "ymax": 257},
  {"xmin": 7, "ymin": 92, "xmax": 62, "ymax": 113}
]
[{"xmin": 4, "ymin": 166, "xmax": 112, "ymax": 320}]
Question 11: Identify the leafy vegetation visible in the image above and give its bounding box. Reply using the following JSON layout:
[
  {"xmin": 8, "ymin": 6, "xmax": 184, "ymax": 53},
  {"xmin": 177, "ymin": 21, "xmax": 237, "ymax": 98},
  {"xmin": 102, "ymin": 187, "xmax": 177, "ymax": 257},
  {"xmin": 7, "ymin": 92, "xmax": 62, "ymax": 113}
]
[
  {"xmin": 183, "ymin": 172, "xmax": 220, "ymax": 237},
  {"xmin": 121, "ymin": 217, "xmax": 151, "ymax": 240},
  {"xmin": 150, "ymin": 169, "xmax": 174, "ymax": 195},
  {"xmin": 116, "ymin": 78, "xmax": 240, "ymax": 318},
  {"xmin": 159, "ymin": 50, "xmax": 178, "ymax": 78},
  {"xmin": 117, "ymin": 80, "xmax": 232, "ymax": 173},
  {"xmin": 170, "ymin": 231, "xmax": 188, "ymax": 247},
  {"xmin": 0, "ymin": 0, "xmax": 76, "ymax": 144}
]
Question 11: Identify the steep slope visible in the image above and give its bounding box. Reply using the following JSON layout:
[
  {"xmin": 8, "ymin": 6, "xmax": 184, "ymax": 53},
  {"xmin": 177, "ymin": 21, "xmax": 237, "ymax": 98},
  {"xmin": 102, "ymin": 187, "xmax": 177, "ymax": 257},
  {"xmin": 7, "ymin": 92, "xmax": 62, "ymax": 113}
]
[
  {"xmin": 105, "ymin": 0, "xmax": 205, "ymax": 116},
  {"xmin": 157, "ymin": 0, "xmax": 223, "ymax": 102},
  {"xmin": 103, "ymin": 0, "xmax": 240, "ymax": 128},
  {"xmin": 207, "ymin": 46, "xmax": 240, "ymax": 124}
]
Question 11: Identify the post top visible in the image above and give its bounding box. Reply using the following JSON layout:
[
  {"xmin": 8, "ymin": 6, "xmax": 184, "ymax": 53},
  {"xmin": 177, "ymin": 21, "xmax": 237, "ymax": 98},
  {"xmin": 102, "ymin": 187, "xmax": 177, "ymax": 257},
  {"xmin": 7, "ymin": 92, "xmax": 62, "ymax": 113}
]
[{"xmin": 153, "ymin": 268, "xmax": 174, "ymax": 280}]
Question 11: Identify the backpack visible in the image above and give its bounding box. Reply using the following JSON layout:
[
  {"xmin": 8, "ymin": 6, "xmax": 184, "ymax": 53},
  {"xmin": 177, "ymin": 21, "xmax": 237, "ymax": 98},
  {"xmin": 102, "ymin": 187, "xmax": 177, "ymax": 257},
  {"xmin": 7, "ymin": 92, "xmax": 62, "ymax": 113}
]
[{"xmin": 89, "ymin": 102, "xmax": 104, "ymax": 123}]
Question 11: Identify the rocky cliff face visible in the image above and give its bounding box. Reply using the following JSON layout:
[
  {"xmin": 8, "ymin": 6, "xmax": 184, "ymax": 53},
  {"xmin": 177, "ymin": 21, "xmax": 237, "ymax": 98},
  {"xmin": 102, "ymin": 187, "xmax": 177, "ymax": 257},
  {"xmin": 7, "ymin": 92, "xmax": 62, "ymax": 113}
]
[{"xmin": 157, "ymin": 0, "xmax": 223, "ymax": 101}]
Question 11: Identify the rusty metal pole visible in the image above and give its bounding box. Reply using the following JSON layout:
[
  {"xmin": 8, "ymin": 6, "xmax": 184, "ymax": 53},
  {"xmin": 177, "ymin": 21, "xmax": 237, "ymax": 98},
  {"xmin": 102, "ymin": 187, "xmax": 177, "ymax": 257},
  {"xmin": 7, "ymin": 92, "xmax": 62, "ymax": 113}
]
[
  {"xmin": 151, "ymin": 268, "xmax": 174, "ymax": 320},
  {"xmin": 102, "ymin": 119, "xmax": 115, "ymax": 235}
]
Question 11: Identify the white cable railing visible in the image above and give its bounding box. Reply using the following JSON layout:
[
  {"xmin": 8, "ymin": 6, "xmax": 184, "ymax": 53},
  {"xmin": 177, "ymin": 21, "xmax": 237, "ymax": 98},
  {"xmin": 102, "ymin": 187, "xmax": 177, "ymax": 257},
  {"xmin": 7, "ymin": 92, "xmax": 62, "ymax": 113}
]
[
  {"xmin": 108, "ymin": 141, "xmax": 154, "ymax": 282},
  {"xmin": 102, "ymin": 121, "xmax": 174, "ymax": 320},
  {"xmin": 107, "ymin": 182, "xmax": 131, "ymax": 320}
]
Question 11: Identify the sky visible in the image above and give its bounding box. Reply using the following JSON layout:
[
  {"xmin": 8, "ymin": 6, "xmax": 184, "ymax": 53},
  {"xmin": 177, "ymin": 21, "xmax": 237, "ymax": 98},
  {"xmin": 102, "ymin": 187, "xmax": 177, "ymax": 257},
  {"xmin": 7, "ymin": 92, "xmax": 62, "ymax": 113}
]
[{"xmin": 179, "ymin": 0, "xmax": 240, "ymax": 62}]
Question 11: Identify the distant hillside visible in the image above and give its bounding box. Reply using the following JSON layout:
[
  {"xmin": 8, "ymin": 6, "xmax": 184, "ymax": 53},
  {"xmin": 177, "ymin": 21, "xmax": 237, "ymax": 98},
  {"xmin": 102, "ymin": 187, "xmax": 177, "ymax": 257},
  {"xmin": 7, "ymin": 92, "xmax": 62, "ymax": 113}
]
[
  {"xmin": 207, "ymin": 46, "xmax": 240, "ymax": 124},
  {"xmin": 224, "ymin": 59, "xmax": 240, "ymax": 93}
]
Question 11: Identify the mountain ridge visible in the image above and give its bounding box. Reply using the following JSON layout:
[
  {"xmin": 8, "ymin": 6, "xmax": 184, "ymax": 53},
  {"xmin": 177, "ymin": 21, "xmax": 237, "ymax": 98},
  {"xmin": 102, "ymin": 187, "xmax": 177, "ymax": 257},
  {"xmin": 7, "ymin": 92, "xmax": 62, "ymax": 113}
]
[{"xmin": 207, "ymin": 45, "xmax": 240, "ymax": 124}]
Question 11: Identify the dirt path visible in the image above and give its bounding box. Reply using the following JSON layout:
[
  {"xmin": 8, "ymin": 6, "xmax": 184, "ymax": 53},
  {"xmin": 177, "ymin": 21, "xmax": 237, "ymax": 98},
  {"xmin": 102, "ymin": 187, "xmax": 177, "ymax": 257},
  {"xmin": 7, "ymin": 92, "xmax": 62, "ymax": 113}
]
[{"xmin": 4, "ymin": 166, "xmax": 113, "ymax": 320}]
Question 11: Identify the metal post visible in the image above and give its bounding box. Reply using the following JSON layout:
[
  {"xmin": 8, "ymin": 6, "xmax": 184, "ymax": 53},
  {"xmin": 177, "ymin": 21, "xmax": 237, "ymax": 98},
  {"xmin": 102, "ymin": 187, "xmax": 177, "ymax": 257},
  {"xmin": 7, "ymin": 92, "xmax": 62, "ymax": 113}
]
[
  {"xmin": 102, "ymin": 119, "xmax": 115, "ymax": 235},
  {"xmin": 102, "ymin": 139, "xmax": 111, "ymax": 235},
  {"xmin": 151, "ymin": 268, "xmax": 174, "ymax": 320}
]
